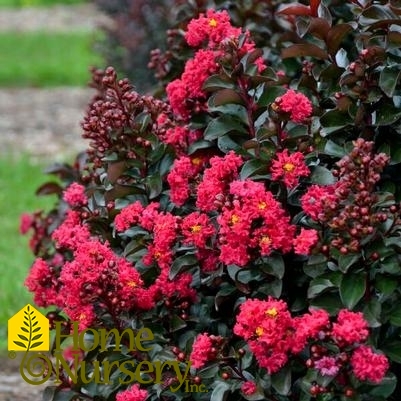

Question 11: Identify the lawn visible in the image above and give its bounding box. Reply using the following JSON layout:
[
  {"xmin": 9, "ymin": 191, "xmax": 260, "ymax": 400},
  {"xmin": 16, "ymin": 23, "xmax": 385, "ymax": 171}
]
[
  {"xmin": 0, "ymin": 156, "xmax": 56, "ymax": 351},
  {"xmin": 0, "ymin": 31, "xmax": 103, "ymax": 87}
]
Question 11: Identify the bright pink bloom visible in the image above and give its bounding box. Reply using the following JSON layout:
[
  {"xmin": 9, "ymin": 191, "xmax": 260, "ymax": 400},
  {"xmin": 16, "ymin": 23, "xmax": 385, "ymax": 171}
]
[
  {"xmin": 114, "ymin": 201, "xmax": 144, "ymax": 232},
  {"xmin": 25, "ymin": 258, "xmax": 60, "ymax": 307},
  {"xmin": 314, "ymin": 356, "xmax": 340, "ymax": 376},
  {"xmin": 234, "ymin": 297, "xmax": 294, "ymax": 373},
  {"xmin": 150, "ymin": 269, "xmax": 196, "ymax": 304},
  {"xmin": 270, "ymin": 149, "xmax": 310, "ymax": 188},
  {"xmin": 292, "ymin": 309, "xmax": 330, "ymax": 353},
  {"xmin": 190, "ymin": 333, "xmax": 215, "ymax": 369},
  {"xmin": 166, "ymin": 79, "xmax": 190, "ymax": 120},
  {"xmin": 168, "ymin": 156, "xmax": 205, "ymax": 206},
  {"xmin": 52, "ymin": 210, "xmax": 91, "ymax": 251},
  {"xmin": 185, "ymin": 9, "xmax": 241, "ymax": 48},
  {"xmin": 116, "ymin": 384, "xmax": 148, "ymax": 401},
  {"xmin": 182, "ymin": 49, "xmax": 220, "ymax": 98},
  {"xmin": 301, "ymin": 184, "xmax": 338, "ymax": 220},
  {"xmin": 275, "ymin": 89, "xmax": 313, "ymax": 123},
  {"xmin": 351, "ymin": 345, "xmax": 389, "ymax": 384},
  {"xmin": 332, "ymin": 309, "xmax": 369, "ymax": 345},
  {"xmin": 241, "ymin": 381, "xmax": 257, "ymax": 395},
  {"xmin": 20, "ymin": 213, "xmax": 33, "ymax": 234},
  {"xmin": 196, "ymin": 151, "xmax": 242, "ymax": 211},
  {"xmin": 293, "ymin": 228, "xmax": 319, "ymax": 255},
  {"xmin": 63, "ymin": 182, "xmax": 88, "ymax": 207},
  {"xmin": 181, "ymin": 212, "xmax": 215, "ymax": 248}
]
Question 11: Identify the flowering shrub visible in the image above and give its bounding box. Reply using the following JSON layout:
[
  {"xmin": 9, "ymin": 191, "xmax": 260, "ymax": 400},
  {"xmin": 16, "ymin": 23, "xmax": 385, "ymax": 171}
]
[{"xmin": 23, "ymin": 1, "xmax": 401, "ymax": 400}]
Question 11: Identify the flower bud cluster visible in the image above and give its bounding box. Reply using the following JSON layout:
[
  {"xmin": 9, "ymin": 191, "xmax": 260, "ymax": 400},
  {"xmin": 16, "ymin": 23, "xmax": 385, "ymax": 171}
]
[{"xmin": 81, "ymin": 67, "xmax": 170, "ymax": 172}]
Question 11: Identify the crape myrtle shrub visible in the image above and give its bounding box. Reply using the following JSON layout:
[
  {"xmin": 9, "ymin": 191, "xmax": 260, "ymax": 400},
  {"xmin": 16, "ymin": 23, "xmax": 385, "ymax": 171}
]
[{"xmin": 22, "ymin": 1, "xmax": 401, "ymax": 400}]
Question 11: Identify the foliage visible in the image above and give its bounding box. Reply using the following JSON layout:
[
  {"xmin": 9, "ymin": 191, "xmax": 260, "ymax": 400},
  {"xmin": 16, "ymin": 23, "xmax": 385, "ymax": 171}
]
[{"xmin": 23, "ymin": 1, "xmax": 401, "ymax": 400}]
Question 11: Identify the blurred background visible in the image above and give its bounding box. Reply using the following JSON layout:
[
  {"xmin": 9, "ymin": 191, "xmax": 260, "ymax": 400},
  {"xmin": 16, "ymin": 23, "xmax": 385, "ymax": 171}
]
[{"xmin": 0, "ymin": 0, "xmax": 179, "ymax": 359}]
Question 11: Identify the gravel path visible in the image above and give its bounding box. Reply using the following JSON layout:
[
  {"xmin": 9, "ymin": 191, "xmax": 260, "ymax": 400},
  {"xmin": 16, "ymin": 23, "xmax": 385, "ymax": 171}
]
[
  {"xmin": 0, "ymin": 87, "xmax": 93, "ymax": 159},
  {"xmin": 0, "ymin": 3, "xmax": 112, "ymax": 159},
  {"xmin": 0, "ymin": 3, "xmax": 112, "ymax": 32}
]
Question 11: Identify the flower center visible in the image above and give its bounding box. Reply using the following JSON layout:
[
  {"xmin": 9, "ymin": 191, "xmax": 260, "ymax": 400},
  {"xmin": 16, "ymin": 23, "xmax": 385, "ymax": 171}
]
[
  {"xmin": 255, "ymin": 326, "xmax": 264, "ymax": 337},
  {"xmin": 127, "ymin": 280, "xmax": 137, "ymax": 288},
  {"xmin": 191, "ymin": 224, "xmax": 202, "ymax": 233},
  {"xmin": 258, "ymin": 201, "xmax": 267, "ymax": 210},
  {"xmin": 209, "ymin": 18, "xmax": 218, "ymax": 27},
  {"xmin": 260, "ymin": 235, "xmax": 271, "ymax": 246},
  {"xmin": 283, "ymin": 162, "xmax": 295, "ymax": 172},
  {"xmin": 230, "ymin": 214, "xmax": 240, "ymax": 225},
  {"xmin": 265, "ymin": 307, "xmax": 278, "ymax": 318},
  {"xmin": 191, "ymin": 157, "xmax": 202, "ymax": 166}
]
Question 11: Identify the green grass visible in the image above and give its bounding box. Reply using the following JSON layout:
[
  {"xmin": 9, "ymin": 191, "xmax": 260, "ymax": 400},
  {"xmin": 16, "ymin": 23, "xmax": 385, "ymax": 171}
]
[
  {"xmin": 0, "ymin": 0, "xmax": 85, "ymax": 7},
  {"xmin": 0, "ymin": 31, "xmax": 103, "ymax": 87},
  {"xmin": 0, "ymin": 156, "xmax": 57, "ymax": 351}
]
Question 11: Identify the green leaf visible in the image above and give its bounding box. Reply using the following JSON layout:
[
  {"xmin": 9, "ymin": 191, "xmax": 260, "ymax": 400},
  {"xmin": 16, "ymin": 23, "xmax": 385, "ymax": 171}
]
[
  {"xmin": 369, "ymin": 373, "xmax": 397, "ymax": 398},
  {"xmin": 215, "ymin": 285, "xmax": 237, "ymax": 311},
  {"xmin": 217, "ymin": 135, "xmax": 241, "ymax": 153},
  {"xmin": 307, "ymin": 278, "xmax": 336, "ymax": 299},
  {"xmin": 379, "ymin": 66, "xmax": 401, "ymax": 97},
  {"xmin": 319, "ymin": 110, "xmax": 353, "ymax": 136},
  {"xmin": 188, "ymin": 140, "xmax": 214, "ymax": 155},
  {"xmin": 170, "ymin": 315, "xmax": 187, "ymax": 332},
  {"xmin": 375, "ymin": 275, "xmax": 398, "ymax": 295},
  {"xmin": 323, "ymin": 140, "xmax": 346, "ymax": 158},
  {"xmin": 169, "ymin": 254, "xmax": 198, "ymax": 280},
  {"xmin": 145, "ymin": 173, "xmax": 162, "ymax": 199},
  {"xmin": 203, "ymin": 74, "xmax": 235, "ymax": 91},
  {"xmin": 389, "ymin": 305, "xmax": 401, "ymax": 327},
  {"xmin": 340, "ymin": 272, "xmax": 366, "ymax": 309},
  {"xmin": 338, "ymin": 253, "xmax": 360, "ymax": 273},
  {"xmin": 204, "ymin": 115, "xmax": 247, "ymax": 141},
  {"xmin": 363, "ymin": 299, "xmax": 381, "ymax": 328},
  {"xmin": 240, "ymin": 159, "xmax": 266, "ymax": 180},
  {"xmin": 375, "ymin": 102, "xmax": 401, "ymax": 126},
  {"xmin": 381, "ymin": 340, "xmax": 401, "ymax": 363},
  {"xmin": 310, "ymin": 166, "xmax": 335, "ymax": 185},
  {"xmin": 210, "ymin": 382, "xmax": 230, "ymax": 401},
  {"xmin": 255, "ymin": 85, "xmax": 286, "ymax": 107},
  {"xmin": 310, "ymin": 293, "xmax": 342, "ymax": 314},
  {"xmin": 271, "ymin": 365, "xmax": 291, "ymax": 395},
  {"xmin": 260, "ymin": 255, "xmax": 285, "ymax": 280}
]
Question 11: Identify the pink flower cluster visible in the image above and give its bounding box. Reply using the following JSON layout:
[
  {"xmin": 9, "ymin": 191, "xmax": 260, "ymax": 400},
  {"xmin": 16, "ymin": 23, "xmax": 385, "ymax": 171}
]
[
  {"xmin": 273, "ymin": 89, "xmax": 313, "ymax": 123},
  {"xmin": 270, "ymin": 149, "xmax": 310, "ymax": 188},
  {"xmin": 167, "ymin": 9, "xmax": 265, "ymax": 119},
  {"xmin": 62, "ymin": 182, "xmax": 88, "ymax": 208},
  {"xmin": 116, "ymin": 384, "xmax": 148, "ymax": 401},
  {"xmin": 234, "ymin": 297, "xmax": 389, "ymax": 384}
]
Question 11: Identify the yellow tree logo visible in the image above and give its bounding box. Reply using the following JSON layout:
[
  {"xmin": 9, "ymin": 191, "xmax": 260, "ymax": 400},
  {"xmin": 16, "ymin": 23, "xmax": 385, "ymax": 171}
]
[{"xmin": 8, "ymin": 304, "xmax": 49, "ymax": 352}]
